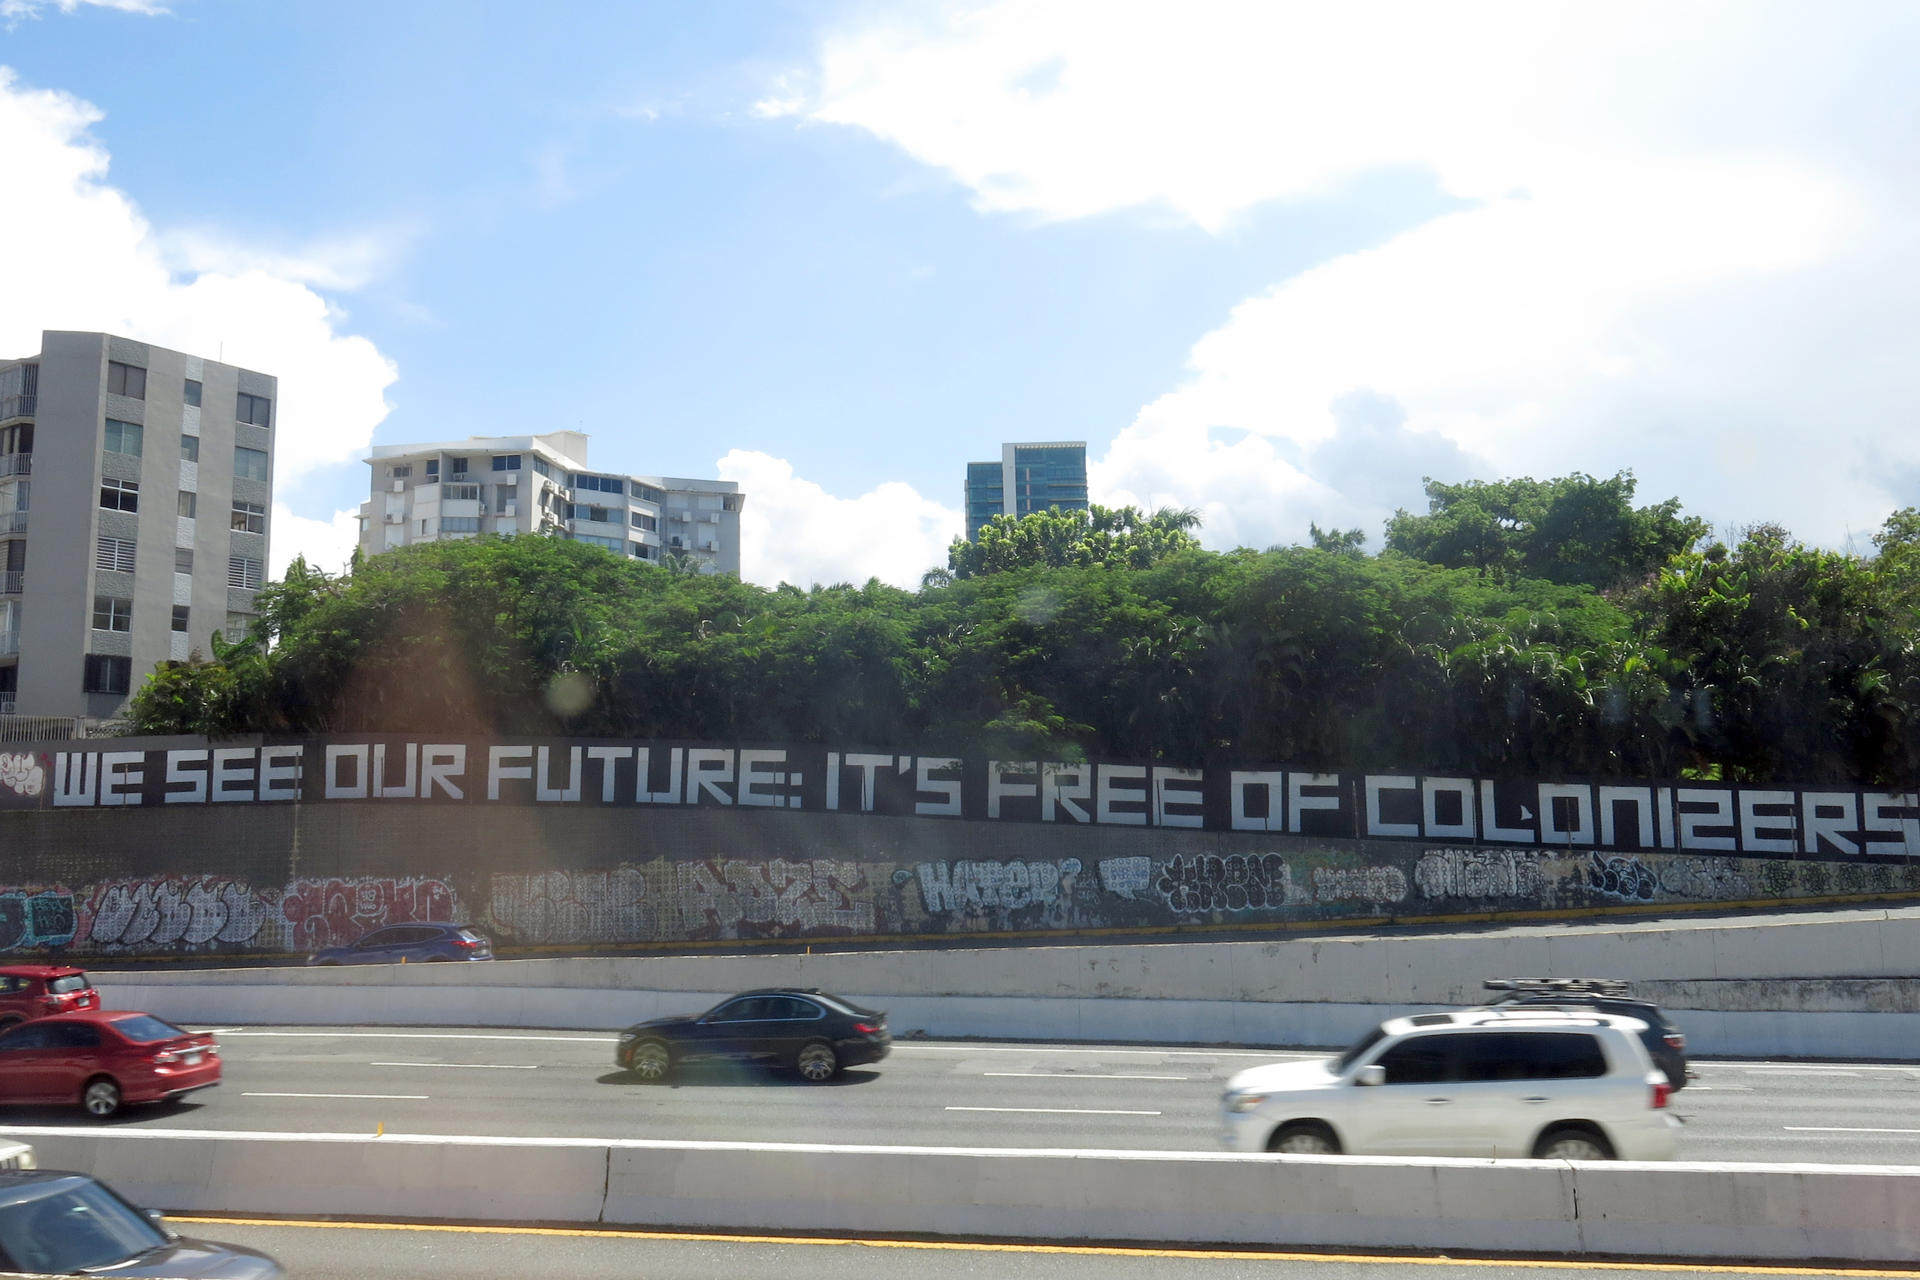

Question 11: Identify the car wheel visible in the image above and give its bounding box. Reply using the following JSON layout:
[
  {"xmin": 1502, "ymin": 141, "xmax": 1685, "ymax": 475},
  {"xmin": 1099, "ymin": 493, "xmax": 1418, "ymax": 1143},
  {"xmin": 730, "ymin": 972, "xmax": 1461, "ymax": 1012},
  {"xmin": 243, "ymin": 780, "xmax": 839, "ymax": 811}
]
[
  {"xmin": 796, "ymin": 1041, "xmax": 839, "ymax": 1082},
  {"xmin": 1267, "ymin": 1122, "xmax": 1340, "ymax": 1155},
  {"xmin": 629, "ymin": 1040, "xmax": 672, "ymax": 1083},
  {"xmin": 0, "ymin": 1017, "xmax": 21, "ymax": 1031},
  {"xmin": 425, "ymin": 956, "xmax": 451, "ymax": 963},
  {"xmin": 1533, "ymin": 1127, "xmax": 1614, "ymax": 1160},
  {"xmin": 81, "ymin": 1076, "xmax": 122, "ymax": 1119}
]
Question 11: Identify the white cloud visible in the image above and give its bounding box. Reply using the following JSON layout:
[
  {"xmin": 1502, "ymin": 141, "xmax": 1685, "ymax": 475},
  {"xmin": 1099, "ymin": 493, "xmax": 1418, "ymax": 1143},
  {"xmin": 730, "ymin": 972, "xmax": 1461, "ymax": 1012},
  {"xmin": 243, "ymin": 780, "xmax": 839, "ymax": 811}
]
[
  {"xmin": 794, "ymin": 1, "xmax": 1920, "ymax": 549},
  {"xmin": 717, "ymin": 450, "xmax": 961, "ymax": 589},
  {"xmin": 0, "ymin": 68, "xmax": 398, "ymax": 534},
  {"xmin": 271, "ymin": 501, "xmax": 361, "ymax": 579},
  {"xmin": 1, "ymin": 0, "xmax": 165, "ymax": 19}
]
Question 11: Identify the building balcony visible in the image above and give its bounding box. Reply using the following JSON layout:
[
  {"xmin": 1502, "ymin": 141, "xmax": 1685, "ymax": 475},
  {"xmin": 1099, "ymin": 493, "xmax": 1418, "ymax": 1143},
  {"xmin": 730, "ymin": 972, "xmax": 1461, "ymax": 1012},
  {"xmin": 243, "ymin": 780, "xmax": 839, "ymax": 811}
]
[
  {"xmin": 0, "ymin": 571, "xmax": 20, "ymax": 595},
  {"xmin": 0, "ymin": 394, "xmax": 32, "ymax": 423},
  {"xmin": 0, "ymin": 455, "xmax": 28, "ymax": 478},
  {"xmin": 0, "ymin": 632, "xmax": 16, "ymax": 658},
  {"xmin": 0, "ymin": 512, "xmax": 24, "ymax": 535}
]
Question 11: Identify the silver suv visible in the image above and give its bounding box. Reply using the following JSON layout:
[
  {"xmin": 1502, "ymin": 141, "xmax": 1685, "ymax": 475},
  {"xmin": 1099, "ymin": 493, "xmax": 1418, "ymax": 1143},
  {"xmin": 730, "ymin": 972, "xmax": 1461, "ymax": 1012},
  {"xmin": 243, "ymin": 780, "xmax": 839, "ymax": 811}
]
[{"xmin": 1219, "ymin": 1010, "xmax": 1681, "ymax": 1160}]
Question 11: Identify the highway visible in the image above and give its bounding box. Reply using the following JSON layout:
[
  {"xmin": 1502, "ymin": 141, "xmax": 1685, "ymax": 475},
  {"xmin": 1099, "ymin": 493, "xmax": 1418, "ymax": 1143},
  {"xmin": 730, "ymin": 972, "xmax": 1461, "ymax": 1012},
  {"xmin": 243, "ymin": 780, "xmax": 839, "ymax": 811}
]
[
  {"xmin": 160, "ymin": 1216, "xmax": 1920, "ymax": 1280},
  {"xmin": 9, "ymin": 1025, "xmax": 1915, "ymax": 1164}
]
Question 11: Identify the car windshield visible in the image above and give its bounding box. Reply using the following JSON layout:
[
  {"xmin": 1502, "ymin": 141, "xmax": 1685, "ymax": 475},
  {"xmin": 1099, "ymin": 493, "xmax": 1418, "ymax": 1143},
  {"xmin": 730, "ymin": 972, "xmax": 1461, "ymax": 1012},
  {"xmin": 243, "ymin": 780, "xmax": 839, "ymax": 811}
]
[
  {"xmin": 110, "ymin": 1015, "xmax": 187, "ymax": 1044},
  {"xmin": 0, "ymin": 1179, "xmax": 166, "ymax": 1273},
  {"xmin": 47, "ymin": 975, "xmax": 90, "ymax": 995},
  {"xmin": 1331, "ymin": 1023, "xmax": 1390, "ymax": 1073}
]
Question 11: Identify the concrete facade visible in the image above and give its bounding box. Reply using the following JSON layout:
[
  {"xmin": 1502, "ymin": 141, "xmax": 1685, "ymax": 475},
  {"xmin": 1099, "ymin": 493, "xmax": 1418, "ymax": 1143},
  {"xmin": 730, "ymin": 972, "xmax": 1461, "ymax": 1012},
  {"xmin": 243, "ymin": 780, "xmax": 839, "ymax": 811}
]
[
  {"xmin": 964, "ymin": 440, "xmax": 1089, "ymax": 536},
  {"xmin": 356, "ymin": 431, "xmax": 743, "ymax": 576},
  {"xmin": 0, "ymin": 332, "xmax": 273, "ymax": 721}
]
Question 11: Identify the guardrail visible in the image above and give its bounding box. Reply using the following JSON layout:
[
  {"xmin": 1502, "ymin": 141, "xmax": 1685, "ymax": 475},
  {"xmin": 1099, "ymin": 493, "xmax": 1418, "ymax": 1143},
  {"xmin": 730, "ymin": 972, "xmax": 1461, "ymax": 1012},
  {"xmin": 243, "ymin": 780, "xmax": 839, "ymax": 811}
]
[{"xmin": 1, "ymin": 1127, "xmax": 1913, "ymax": 1263}]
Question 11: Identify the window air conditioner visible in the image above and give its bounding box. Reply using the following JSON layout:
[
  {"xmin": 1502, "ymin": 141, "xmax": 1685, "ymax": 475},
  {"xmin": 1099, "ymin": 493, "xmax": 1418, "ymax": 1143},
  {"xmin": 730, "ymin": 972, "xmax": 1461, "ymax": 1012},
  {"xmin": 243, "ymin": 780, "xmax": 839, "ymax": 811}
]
[
  {"xmin": 670, "ymin": 536, "xmax": 683, "ymax": 548},
  {"xmin": 501, "ymin": 504, "xmax": 517, "ymax": 518},
  {"xmin": 391, "ymin": 480, "xmax": 405, "ymax": 493}
]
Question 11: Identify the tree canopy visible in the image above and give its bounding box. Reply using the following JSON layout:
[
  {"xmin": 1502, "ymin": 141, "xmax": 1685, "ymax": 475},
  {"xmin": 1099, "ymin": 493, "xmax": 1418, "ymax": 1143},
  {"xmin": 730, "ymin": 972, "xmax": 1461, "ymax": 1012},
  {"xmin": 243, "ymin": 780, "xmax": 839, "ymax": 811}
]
[{"xmin": 128, "ymin": 491, "xmax": 1920, "ymax": 786}]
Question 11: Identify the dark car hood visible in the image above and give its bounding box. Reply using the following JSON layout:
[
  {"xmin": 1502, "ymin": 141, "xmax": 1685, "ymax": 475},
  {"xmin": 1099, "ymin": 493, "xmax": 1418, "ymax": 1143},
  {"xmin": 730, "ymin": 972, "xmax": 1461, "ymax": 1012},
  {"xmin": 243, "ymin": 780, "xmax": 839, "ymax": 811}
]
[
  {"xmin": 626, "ymin": 1014, "xmax": 698, "ymax": 1032},
  {"xmin": 88, "ymin": 1236, "xmax": 282, "ymax": 1278}
]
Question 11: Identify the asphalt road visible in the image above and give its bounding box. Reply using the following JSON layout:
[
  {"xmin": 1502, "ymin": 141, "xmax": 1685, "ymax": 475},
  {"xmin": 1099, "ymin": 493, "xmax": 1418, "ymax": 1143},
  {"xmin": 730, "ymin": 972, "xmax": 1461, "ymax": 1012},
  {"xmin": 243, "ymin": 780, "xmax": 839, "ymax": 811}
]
[
  {"xmin": 160, "ymin": 1216, "xmax": 1915, "ymax": 1280},
  {"xmin": 13, "ymin": 1026, "xmax": 1918, "ymax": 1164}
]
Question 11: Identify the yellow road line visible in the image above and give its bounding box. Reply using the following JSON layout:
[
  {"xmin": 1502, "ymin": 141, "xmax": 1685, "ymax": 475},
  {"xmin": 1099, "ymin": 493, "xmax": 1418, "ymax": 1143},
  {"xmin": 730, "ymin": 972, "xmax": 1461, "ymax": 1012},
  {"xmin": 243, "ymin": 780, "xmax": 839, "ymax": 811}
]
[{"xmin": 166, "ymin": 1215, "xmax": 1916, "ymax": 1275}]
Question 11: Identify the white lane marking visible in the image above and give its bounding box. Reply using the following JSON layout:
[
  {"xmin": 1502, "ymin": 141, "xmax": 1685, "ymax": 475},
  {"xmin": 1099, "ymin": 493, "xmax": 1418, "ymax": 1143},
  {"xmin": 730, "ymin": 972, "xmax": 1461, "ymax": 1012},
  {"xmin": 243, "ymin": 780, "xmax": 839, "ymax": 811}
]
[
  {"xmin": 984, "ymin": 1072, "xmax": 1191, "ymax": 1080},
  {"xmin": 370, "ymin": 1062, "xmax": 539, "ymax": 1070},
  {"xmin": 205, "ymin": 1031, "xmax": 614, "ymax": 1044},
  {"xmin": 243, "ymin": 1092, "xmax": 429, "ymax": 1100},
  {"xmin": 909, "ymin": 1046, "xmax": 1292, "ymax": 1058},
  {"xmin": 946, "ymin": 1106, "xmax": 1163, "ymax": 1116},
  {"xmin": 1736, "ymin": 1063, "xmax": 1920, "ymax": 1072},
  {"xmin": 1785, "ymin": 1126, "xmax": 1920, "ymax": 1135}
]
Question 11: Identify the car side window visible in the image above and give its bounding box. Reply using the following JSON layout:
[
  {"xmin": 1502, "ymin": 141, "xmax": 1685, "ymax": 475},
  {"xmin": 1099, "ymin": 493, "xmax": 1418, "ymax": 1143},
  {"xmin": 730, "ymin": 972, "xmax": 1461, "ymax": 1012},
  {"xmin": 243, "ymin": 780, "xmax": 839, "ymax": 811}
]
[
  {"xmin": 1374, "ymin": 1035, "xmax": 1455, "ymax": 1084},
  {"xmin": 388, "ymin": 927, "xmax": 435, "ymax": 946},
  {"xmin": 356, "ymin": 928, "xmax": 401, "ymax": 948},
  {"xmin": 785, "ymin": 998, "xmax": 826, "ymax": 1020},
  {"xmin": 0, "ymin": 1025, "xmax": 51, "ymax": 1052},
  {"xmin": 708, "ymin": 999, "xmax": 761, "ymax": 1022},
  {"xmin": 0, "ymin": 978, "xmax": 17, "ymax": 994},
  {"xmin": 1452, "ymin": 1032, "xmax": 1537, "ymax": 1082},
  {"xmin": 1531, "ymin": 1033, "xmax": 1608, "ymax": 1079},
  {"xmin": 43, "ymin": 1024, "xmax": 102, "ymax": 1050}
]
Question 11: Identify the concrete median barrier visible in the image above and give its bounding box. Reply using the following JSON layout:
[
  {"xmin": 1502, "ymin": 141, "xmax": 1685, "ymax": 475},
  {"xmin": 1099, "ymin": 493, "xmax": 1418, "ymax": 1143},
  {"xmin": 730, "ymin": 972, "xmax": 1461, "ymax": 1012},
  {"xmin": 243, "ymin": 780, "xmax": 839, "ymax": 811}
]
[{"xmin": 0, "ymin": 1126, "xmax": 1914, "ymax": 1263}]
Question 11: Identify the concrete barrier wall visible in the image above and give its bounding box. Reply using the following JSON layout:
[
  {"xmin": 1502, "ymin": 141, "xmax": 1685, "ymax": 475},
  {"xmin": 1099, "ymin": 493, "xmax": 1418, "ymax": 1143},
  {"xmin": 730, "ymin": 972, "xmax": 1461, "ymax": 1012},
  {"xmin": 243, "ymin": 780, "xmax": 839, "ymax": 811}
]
[
  {"xmin": 95, "ymin": 907, "xmax": 1920, "ymax": 1057},
  {"xmin": 2, "ymin": 1126, "xmax": 1914, "ymax": 1263}
]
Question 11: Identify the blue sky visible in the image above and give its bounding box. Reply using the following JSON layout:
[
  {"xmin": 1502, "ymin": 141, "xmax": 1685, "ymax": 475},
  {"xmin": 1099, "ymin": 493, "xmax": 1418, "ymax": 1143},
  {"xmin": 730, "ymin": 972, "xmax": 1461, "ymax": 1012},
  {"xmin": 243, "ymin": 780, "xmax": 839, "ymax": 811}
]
[{"xmin": 3, "ymin": 1, "xmax": 1918, "ymax": 587}]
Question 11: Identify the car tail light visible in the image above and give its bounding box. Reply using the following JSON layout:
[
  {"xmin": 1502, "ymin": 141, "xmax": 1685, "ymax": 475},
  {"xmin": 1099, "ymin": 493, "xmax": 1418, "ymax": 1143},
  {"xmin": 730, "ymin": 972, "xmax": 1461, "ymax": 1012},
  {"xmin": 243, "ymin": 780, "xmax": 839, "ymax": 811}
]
[
  {"xmin": 853, "ymin": 1022, "xmax": 879, "ymax": 1034},
  {"xmin": 39, "ymin": 996, "xmax": 58, "ymax": 1010},
  {"xmin": 1664, "ymin": 1032, "xmax": 1686, "ymax": 1050},
  {"xmin": 151, "ymin": 1048, "xmax": 179, "ymax": 1065},
  {"xmin": 1652, "ymin": 1080, "xmax": 1672, "ymax": 1110},
  {"xmin": 453, "ymin": 936, "xmax": 483, "ymax": 949}
]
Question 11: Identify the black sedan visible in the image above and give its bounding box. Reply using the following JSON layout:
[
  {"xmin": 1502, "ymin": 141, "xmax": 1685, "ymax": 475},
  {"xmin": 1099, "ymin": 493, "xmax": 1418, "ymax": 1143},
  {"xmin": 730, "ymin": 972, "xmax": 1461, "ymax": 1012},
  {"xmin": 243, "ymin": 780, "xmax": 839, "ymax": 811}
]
[
  {"xmin": 0, "ymin": 1169, "xmax": 281, "ymax": 1277},
  {"xmin": 616, "ymin": 989, "xmax": 890, "ymax": 1083}
]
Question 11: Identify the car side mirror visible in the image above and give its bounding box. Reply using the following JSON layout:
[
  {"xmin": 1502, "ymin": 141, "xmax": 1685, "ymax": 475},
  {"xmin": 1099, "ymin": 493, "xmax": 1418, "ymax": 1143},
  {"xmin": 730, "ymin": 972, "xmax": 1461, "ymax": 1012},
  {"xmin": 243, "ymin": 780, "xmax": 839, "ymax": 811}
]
[{"xmin": 1356, "ymin": 1065, "xmax": 1386, "ymax": 1087}]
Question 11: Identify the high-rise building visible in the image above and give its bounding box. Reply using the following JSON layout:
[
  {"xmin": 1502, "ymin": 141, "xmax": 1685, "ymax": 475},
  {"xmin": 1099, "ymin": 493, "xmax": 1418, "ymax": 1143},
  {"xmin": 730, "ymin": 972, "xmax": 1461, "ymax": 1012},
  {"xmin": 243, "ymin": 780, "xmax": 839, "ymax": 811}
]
[
  {"xmin": 963, "ymin": 440, "xmax": 1088, "ymax": 536},
  {"xmin": 357, "ymin": 432, "xmax": 744, "ymax": 576},
  {"xmin": 0, "ymin": 331, "xmax": 276, "ymax": 720}
]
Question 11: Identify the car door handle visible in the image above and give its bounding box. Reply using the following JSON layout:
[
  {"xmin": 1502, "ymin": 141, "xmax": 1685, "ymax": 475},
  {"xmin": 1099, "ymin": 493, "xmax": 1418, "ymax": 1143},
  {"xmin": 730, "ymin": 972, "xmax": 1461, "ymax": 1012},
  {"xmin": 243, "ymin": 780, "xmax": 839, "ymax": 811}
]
[
  {"xmin": 1522, "ymin": 1096, "xmax": 1550, "ymax": 1104},
  {"xmin": 1425, "ymin": 1097, "xmax": 1452, "ymax": 1105}
]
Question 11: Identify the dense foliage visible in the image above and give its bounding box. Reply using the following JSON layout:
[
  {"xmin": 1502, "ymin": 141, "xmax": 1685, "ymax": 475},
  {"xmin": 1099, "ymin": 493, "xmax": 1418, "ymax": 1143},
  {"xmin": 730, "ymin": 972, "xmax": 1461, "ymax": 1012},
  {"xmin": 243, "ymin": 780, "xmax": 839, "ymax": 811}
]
[{"xmin": 129, "ymin": 481, "xmax": 1920, "ymax": 786}]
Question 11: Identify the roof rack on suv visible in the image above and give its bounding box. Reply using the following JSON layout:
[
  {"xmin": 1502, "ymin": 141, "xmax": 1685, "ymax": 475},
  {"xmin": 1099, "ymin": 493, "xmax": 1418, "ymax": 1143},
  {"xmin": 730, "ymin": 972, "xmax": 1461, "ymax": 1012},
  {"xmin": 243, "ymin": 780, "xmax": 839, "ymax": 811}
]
[{"xmin": 1484, "ymin": 977, "xmax": 1632, "ymax": 997}]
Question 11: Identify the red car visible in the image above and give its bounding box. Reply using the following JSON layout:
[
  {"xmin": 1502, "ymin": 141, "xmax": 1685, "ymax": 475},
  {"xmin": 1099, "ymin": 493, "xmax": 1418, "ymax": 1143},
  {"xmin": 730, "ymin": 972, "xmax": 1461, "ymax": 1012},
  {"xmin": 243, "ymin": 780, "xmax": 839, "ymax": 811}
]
[
  {"xmin": 0, "ymin": 967, "xmax": 99, "ymax": 1029},
  {"xmin": 0, "ymin": 1012, "xmax": 219, "ymax": 1118}
]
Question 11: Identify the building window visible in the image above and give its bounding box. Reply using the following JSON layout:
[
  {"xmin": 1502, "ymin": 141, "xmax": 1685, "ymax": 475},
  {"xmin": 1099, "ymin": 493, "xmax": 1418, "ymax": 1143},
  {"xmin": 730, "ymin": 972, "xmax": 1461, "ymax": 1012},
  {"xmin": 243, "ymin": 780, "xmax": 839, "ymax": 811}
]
[
  {"xmin": 425, "ymin": 459, "xmax": 439, "ymax": 480},
  {"xmin": 631, "ymin": 542, "xmax": 656, "ymax": 561},
  {"xmin": 234, "ymin": 446, "xmax": 269, "ymax": 481},
  {"xmin": 183, "ymin": 378, "xmax": 202, "ymax": 407},
  {"xmin": 180, "ymin": 434, "xmax": 199, "ymax": 462},
  {"xmin": 630, "ymin": 511, "xmax": 657, "ymax": 532},
  {"xmin": 95, "ymin": 537, "xmax": 137, "ymax": 574},
  {"xmin": 391, "ymin": 464, "xmax": 412, "ymax": 479},
  {"xmin": 443, "ymin": 483, "xmax": 480, "ymax": 502},
  {"xmin": 92, "ymin": 595, "xmax": 131, "ymax": 632},
  {"xmin": 107, "ymin": 361, "xmax": 146, "ymax": 399},
  {"xmin": 171, "ymin": 605, "xmax": 190, "ymax": 634},
  {"xmin": 227, "ymin": 556, "xmax": 263, "ymax": 590},
  {"xmin": 495, "ymin": 485, "xmax": 518, "ymax": 513},
  {"xmin": 100, "ymin": 477, "xmax": 138, "ymax": 512},
  {"xmin": 177, "ymin": 491, "xmax": 196, "ymax": 518},
  {"xmin": 224, "ymin": 613, "xmax": 253, "ymax": 643},
  {"xmin": 83, "ymin": 654, "xmax": 132, "ymax": 695},
  {"xmin": 231, "ymin": 501, "xmax": 266, "ymax": 534},
  {"xmin": 531, "ymin": 457, "xmax": 551, "ymax": 478},
  {"xmin": 418, "ymin": 519, "xmax": 428, "ymax": 535},
  {"xmin": 104, "ymin": 419, "xmax": 143, "ymax": 457},
  {"xmin": 236, "ymin": 392, "xmax": 272, "ymax": 426},
  {"xmin": 492, "ymin": 454, "xmax": 522, "ymax": 471},
  {"xmin": 633, "ymin": 482, "xmax": 664, "ymax": 503},
  {"xmin": 574, "ymin": 474, "xmax": 623, "ymax": 495},
  {"xmin": 448, "ymin": 456, "xmax": 469, "ymax": 479},
  {"xmin": 573, "ymin": 532, "xmax": 622, "ymax": 552},
  {"xmin": 175, "ymin": 548, "xmax": 194, "ymax": 573},
  {"xmin": 441, "ymin": 516, "xmax": 481, "ymax": 533}
]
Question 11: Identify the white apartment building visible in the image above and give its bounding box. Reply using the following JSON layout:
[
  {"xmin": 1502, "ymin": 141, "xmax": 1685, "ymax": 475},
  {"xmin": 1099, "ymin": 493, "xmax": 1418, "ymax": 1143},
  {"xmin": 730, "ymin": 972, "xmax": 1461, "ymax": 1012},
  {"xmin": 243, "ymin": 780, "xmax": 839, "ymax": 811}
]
[
  {"xmin": 0, "ymin": 331, "xmax": 275, "ymax": 719},
  {"xmin": 357, "ymin": 432, "xmax": 743, "ymax": 576}
]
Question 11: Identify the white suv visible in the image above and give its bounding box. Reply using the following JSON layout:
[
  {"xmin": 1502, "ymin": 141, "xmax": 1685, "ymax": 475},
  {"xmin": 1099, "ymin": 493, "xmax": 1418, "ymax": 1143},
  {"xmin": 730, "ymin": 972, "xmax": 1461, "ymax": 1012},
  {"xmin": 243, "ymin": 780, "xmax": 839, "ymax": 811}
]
[{"xmin": 1220, "ymin": 1010, "xmax": 1681, "ymax": 1160}]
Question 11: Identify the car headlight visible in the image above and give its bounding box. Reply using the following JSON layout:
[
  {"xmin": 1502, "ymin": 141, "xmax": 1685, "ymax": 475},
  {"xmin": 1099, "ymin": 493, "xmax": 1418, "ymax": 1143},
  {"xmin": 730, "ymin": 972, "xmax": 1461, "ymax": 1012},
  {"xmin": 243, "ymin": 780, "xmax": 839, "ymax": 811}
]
[
  {"xmin": 1224, "ymin": 1090, "xmax": 1268, "ymax": 1114},
  {"xmin": 618, "ymin": 1031, "xmax": 639, "ymax": 1042}
]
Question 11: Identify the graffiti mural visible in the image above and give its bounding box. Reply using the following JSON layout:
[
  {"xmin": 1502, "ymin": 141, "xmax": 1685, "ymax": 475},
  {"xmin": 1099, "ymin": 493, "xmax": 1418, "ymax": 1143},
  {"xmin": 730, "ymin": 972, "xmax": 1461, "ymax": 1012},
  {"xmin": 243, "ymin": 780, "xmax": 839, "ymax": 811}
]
[
  {"xmin": 655, "ymin": 859, "xmax": 880, "ymax": 941},
  {"xmin": 487, "ymin": 868, "xmax": 652, "ymax": 945},
  {"xmin": 280, "ymin": 877, "xmax": 460, "ymax": 950},
  {"xmin": 82, "ymin": 879, "xmax": 279, "ymax": 951},
  {"xmin": 1310, "ymin": 864, "xmax": 1410, "ymax": 904},
  {"xmin": 1414, "ymin": 849, "xmax": 1548, "ymax": 901},
  {"xmin": 0, "ymin": 890, "xmax": 76, "ymax": 950},
  {"xmin": 1154, "ymin": 854, "xmax": 1304, "ymax": 914},
  {"xmin": 0, "ymin": 754, "xmax": 44, "ymax": 798},
  {"xmin": 1585, "ymin": 853, "xmax": 1659, "ymax": 901}
]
